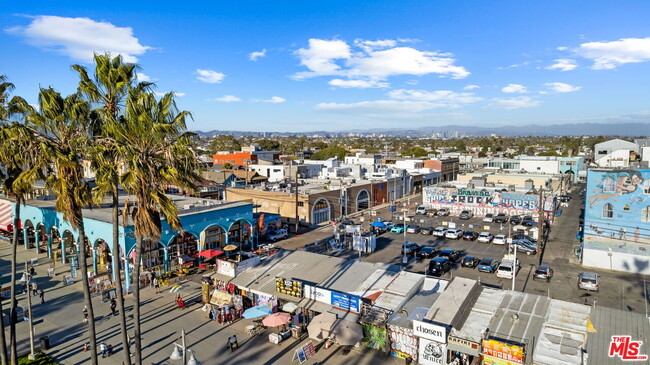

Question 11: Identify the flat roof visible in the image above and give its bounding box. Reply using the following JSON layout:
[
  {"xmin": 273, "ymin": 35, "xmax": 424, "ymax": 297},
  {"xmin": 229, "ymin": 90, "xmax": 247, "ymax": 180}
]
[
  {"xmin": 388, "ymin": 278, "xmax": 448, "ymax": 328},
  {"xmin": 425, "ymin": 277, "xmax": 479, "ymax": 326},
  {"xmin": 450, "ymin": 288, "xmax": 505, "ymax": 343},
  {"xmin": 533, "ymin": 299, "xmax": 591, "ymax": 365},
  {"xmin": 586, "ymin": 306, "xmax": 650, "ymax": 365},
  {"xmin": 487, "ymin": 291, "xmax": 550, "ymax": 346},
  {"xmin": 317, "ymin": 261, "xmax": 397, "ymax": 293}
]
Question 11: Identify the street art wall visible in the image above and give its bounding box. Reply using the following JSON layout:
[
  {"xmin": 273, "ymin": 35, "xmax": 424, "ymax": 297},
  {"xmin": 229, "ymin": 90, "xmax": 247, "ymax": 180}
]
[{"xmin": 423, "ymin": 186, "xmax": 542, "ymax": 218}]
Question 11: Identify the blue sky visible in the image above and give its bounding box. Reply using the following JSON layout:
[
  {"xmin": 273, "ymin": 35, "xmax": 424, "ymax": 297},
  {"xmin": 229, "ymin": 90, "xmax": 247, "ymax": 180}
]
[{"xmin": 2, "ymin": 1, "xmax": 650, "ymax": 132}]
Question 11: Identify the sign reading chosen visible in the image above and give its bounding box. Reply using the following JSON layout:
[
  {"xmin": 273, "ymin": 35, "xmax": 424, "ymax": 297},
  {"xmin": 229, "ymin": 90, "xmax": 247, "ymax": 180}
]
[{"xmin": 413, "ymin": 320, "xmax": 446, "ymax": 343}]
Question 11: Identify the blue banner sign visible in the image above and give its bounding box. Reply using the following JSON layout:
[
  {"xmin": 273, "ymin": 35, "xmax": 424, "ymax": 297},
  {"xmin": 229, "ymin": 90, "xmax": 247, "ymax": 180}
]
[{"xmin": 330, "ymin": 291, "xmax": 360, "ymax": 313}]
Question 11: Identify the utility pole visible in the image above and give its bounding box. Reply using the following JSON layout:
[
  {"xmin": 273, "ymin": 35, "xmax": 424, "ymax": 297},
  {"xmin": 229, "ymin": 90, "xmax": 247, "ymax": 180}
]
[
  {"xmin": 294, "ymin": 165, "xmax": 299, "ymax": 234},
  {"xmin": 538, "ymin": 186, "xmax": 545, "ymax": 263},
  {"xmin": 25, "ymin": 262, "xmax": 36, "ymax": 360}
]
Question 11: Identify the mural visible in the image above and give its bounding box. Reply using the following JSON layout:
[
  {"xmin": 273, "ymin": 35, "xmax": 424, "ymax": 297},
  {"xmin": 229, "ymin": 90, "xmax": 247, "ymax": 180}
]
[
  {"xmin": 423, "ymin": 187, "xmax": 543, "ymax": 218},
  {"xmin": 388, "ymin": 324, "xmax": 418, "ymax": 361},
  {"xmin": 584, "ymin": 169, "xmax": 650, "ymax": 247}
]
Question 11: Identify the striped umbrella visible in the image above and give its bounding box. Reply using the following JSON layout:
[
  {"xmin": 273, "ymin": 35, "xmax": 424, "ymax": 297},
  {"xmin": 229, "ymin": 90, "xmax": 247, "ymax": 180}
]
[{"xmin": 169, "ymin": 285, "xmax": 185, "ymax": 293}]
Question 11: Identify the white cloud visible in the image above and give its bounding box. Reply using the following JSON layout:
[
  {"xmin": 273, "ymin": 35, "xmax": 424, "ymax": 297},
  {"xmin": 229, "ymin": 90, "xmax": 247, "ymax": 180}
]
[
  {"xmin": 249, "ymin": 49, "xmax": 267, "ymax": 61},
  {"xmin": 5, "ymin": 15, "xmax": 151, "ymax": 62},
  {"xmin": 196, "ymin": 69, "xmax": 226, "ymax": 84},
  {"xmin": 489, "ymin": 96, "xmax": 540, "ymax": 110},
  {"xmin": 328, "ymin": 79, "xmax": 389, "ymax": 88},
  {"xmin": 292, "ymin": 38, "xmax": 469, "ymax": 84},
  {"xmin": 315, "ymin": 100, "xmax": 442, "ymax": 114},
  {"xmin": 215, "ymin": 95, "xmax": 241, "ymax": 102},
  {"xmin": 253, "ymin": 96, "xmax": 286, "ymax": 103},
  {"xmin": 545, "ymin": 82, "xmax": 581, "ymax": 93},
  {"xmin": 154, "ymin": 91, "xmax": 185, "ymax": 97},
  {"xmin": 556, "ymin": 46, "xmax": 568, "ymax": 51},
  {"xmin": 576, "ymin": 37, "xmax": 650, "ymax": 69},
  {"xmin": 136, "ymin": 72, "xmax": 155, "ymax": 82},
  {"xmin": 546, "ymin": 58, "xmax": 577, "ymax": 71},
  {"xmin": 463, "ymin": 84, "xmax": 480, "ymax": 90},
  {"xmin": 501, "ymin": 84, "xmax": 529, "ymax": 93},
  {"xmin": 388, "ymin": 89, "xmax": 482, "ymax": 107}
]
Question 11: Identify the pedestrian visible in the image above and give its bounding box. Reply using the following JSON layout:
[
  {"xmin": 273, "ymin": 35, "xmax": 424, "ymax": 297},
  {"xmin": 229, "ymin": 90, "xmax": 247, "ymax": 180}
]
[
  {"xmin": 227, "ymin": 335, "xmax": 239, "ymax": 352},
  {"xmin": 21, "ymin": 282, "xmax": 27, "ymax": 294},
  {"xmin": 31, "ymin": 282, "xmax": 38, "ymax": 297},
  {"xmin": 153, "ymin": 277, "xmax": 159, "ymax": 294},
  {"xmin": 39, "ymin": 290, "xmax": 44, "ymax": 304},
  {"xmin": 110, "ymin": 298, "xmax": 117, "ymax": 316},
  {"xmin": 29, "ymin": 266, "xmax": 35, "ymax": 277},
  {"xmin": 83, "ymin": 306, "xmax": 89, "ymax": 323},
  {"xmin": 99, "ymin": 342, "xmax": 108, "ymax": 358},
  {"xmin": 635, "ymin": 227, "xmax": 640, "ymax": 242},
  {"xmin": 107, "ymin": 343, "xmax": 113, "ymax": 357}
]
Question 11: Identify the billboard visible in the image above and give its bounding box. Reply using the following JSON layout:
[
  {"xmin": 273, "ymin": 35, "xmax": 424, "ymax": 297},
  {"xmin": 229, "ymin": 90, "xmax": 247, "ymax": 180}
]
[{"xmin": 482, "ymin": 338, "xmax": 525, "ymax": 364}]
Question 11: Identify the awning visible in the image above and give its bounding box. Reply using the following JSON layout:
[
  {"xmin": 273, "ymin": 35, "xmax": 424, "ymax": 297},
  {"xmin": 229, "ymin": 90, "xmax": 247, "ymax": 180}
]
[
  {"xmin": 0, "ymin": 201, "xmax": 15, "ymax": 231},
  {"xmin": 0, "ymin": 224, "xmax": 13, "ymax": 232}
]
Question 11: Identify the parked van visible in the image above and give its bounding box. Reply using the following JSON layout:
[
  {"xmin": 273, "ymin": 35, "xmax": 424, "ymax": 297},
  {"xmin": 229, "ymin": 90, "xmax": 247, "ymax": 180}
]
[{"xmin": 416, "ymin": 205, "xmax": 428, "ymax": 215}]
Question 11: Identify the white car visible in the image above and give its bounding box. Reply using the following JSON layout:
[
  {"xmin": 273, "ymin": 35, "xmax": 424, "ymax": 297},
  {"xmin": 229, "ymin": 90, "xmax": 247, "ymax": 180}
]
[
  {"xmin": 433, "ymin": 227, "xmax": 447, "ymax": 237},
  {"xmin": 496, "ymin": 261, "xmax": 519, "ymax": 279},
  {"xmin": 483, "ymin": 214, "xmax": 494, "ymax": 223},
  {"xmin": 266, "ymin": 229, "xmax": 288, "ymax": 242},
  {"xmin": 445, "ymin": 228, "xmax": 464, "ymax": 240},
  {"xmin": 493, "ymin": 234, "xmax": 508, "ymax": 245},
  {"xmin": 477, "ymin": 232, "xmax": 493, "ymax": 243}
]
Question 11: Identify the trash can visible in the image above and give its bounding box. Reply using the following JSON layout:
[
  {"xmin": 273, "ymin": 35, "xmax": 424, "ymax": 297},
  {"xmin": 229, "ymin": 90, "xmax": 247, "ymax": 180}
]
[{"xmin": 40, "ymin": 336, "xmax": 50, "ymax": 350}]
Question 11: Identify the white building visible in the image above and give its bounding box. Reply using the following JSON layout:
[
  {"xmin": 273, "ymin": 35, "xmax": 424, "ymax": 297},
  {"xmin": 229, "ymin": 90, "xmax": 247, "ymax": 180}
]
[{"xmin": 593, "ymin": 139, "xmax": 639, "ymax": 168}]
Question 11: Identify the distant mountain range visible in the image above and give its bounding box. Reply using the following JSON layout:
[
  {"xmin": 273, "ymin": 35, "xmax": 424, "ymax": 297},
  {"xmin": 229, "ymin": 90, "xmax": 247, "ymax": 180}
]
[{"xmin": 193, "ymin": 122, "xmax": 649, "ymax": 138}]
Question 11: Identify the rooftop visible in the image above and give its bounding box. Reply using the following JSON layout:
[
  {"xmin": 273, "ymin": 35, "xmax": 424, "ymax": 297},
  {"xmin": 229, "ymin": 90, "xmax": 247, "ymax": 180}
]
[
  {"xmin": 586, "ymin": 306, "xmax": 650, "ymax": 365},
  {"xmin": 487, "ymin": 291, "xmax": 550, "ymax": 346}
]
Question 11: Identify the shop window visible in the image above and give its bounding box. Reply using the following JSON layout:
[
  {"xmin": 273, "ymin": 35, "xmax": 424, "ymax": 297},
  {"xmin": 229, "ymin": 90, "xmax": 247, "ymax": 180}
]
[
  {"xmin": 643, "ymin": 206, "xmax": 650, "ymax": 222},
  {"xmin": 602, "ymin": 177, "xmax": 616, "ymax": 193},
  {"xmin": 623, "ymin": 204, "xmax": 630, "ymax": 212},
  {"xmin": 602, "ymin": 203, "xmax": 614, "ymax": 219},
  {"xmin": 297, "ymin": 202, "xmax": 304, "ymax": 207}
]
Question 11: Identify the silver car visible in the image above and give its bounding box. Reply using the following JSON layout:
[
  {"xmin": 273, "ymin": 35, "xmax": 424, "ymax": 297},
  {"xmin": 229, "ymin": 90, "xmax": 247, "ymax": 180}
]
[{"xmin": 578, "ymin": 272, "xmax": 600, "ymax": 292}]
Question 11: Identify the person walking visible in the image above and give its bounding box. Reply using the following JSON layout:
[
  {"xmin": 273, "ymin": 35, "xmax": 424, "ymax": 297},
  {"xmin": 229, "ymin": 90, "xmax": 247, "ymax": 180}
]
[
  {"xmin": 31, "ymin": 281, "xmax": 38, "ymax": 297},
  {"xmin": 99, "ymin": 342, "xmax": 108, "ymax": 358},
  {"xmin": 110, "ymin": 298, "xmax": 117, "ymax": 316},
  {"xmin": 39, "ymin": 290, "xmax": 45, "ymax": 304},
  {"xmin": 153, "ymin": 277, "xmax": 159, "ymax": 294},
  {"xmin": 227, "ymin": 335, "xmax": 239, "ymax": 352},
  {"xmin": 83, "ymin": 305, "xmax": 89, "ymax": 323}
]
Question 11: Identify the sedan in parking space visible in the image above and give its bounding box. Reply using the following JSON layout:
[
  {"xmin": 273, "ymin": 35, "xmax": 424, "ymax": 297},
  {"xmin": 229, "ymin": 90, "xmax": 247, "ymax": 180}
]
[
  {"xmin": 510, "ymin": 241, "xmax": 537, "ymax": 255},
  {"xmin": 494, "ymin": 213, "xmax": 508, "ymax": 223},
  {"xmin": 483, "ymin": 213, "xmax": 494, "ymax": 223},
  {"xmin": 509, "ymin": 215, "xmax": 522, "ymax": 225},
  {"xmin": 459, "ymin": 210, "xmax": 473, "ymax": 220},
  {"xmin": 438, "ymin": 249, "xmax": 461, "ymax": 262},
  {"xmin": 477, "ymin": 258, "xmax": 500, "ymax": 273},
  {"xmin": 416, "ymin": 246, "xmax": 439, "ymax": 260},
  {"xmin": 522, "ymin": 216, "xmax": 536, "ymax": 226},
  {"xmin": 513, "ymin": 234, "xmax": 537, "ymax": 243},
  {"xmin": 436, "ymin": 208, "xmax": 450, "ymax": 216},
  {"xmin": 390, "ymin": 224, "xmax": 406, "ymax": 234},
  {"xmin": 461, "ymin": 255, "xmax": 481, "ymax": 268},
  {"xmin": 401, "ymin": 242, "xmax": 421, "ymax": 256},
  {"xmin": 533, "ymin": 266, "xmax": 554, "ymax": 283},
  {"xmin": 406, "ymin": 225, "xmax": 421, "ymax": 234},
  {"xmin": 578, "ymin": 271, "xmax": 600, "ymax": 292},
  {"xmin": 477, "ymin": 232, "xmax": 494, "ymax": 243},
  {"xmin": 432, "ymin": 227, "xmax": 447, "ymax": 237},
  {"xmin": 428, "ymin": 257, "xmax": 452, "ymax": 276},
  {"xmin": 462, "ymin": 231, "xmax": 479, "ymax": 241},
  {"xmin": 492, "ymin": 234, "xmax": 508, "ymax": 245},
  {"xmin": 420, "ymin": 226, "xmax": 434, "ymax": 235},
  {"xmin": 445, "ymin": 228, "xmax": 464, "ymax": 240}
]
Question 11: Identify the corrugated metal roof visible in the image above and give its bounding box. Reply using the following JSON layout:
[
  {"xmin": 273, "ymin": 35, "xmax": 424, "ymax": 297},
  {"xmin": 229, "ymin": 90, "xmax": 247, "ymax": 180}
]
[
  {"xmin": 533, "ymin": 299, "xmax": 591, "ymax": 365},
  {"xmin": 387, "ymin": 278, "xmax": 448, "ymax": 328},
  {"xmin": 318, "ymin": 261, "xmax": 396, "ymax": 293},
  {"xmin": 357, "ymin": 268, "xmax": 401, "ymax": 294},
  {"xmin": 385, "ymin": 271, "xmax": 423, "ymax": 296},
  {"xmin": 373, "ymin": 292, "xmax": 407, "ymax": 311},
  {"xmin": 586, "ymin": 306, "xmax": 650, "ymax": 365},
  {"xmin": 487, "ymin": 291, "xmax": 549, "ymax": 348},
  {"xmin": 425, "ymin": 277, "xmax": 478, "ymax": 325},
  {"xmin": 450, "ymin": 288, "xmax": 505, "ymax": 343}
]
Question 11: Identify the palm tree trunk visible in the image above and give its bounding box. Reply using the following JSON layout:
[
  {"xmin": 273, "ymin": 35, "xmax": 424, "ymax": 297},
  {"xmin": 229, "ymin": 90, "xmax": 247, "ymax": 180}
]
[
  {"xmin": 0, "ymin": 290, "xmax": 7, "ymax": 365},
  {"xmin": 132, "ymin": 237, "xmax": 143, "ymax": 364},
  {"xmin": 9, "ymin": 200, "xmax": 19, "ymax": 364},
  {"xmin": 77, "ymin": 221, "xmax": 99, "ymax": 365},
  {"xmin": 112, "ymin": 186, "xmax": 131, "ymax": 364}
]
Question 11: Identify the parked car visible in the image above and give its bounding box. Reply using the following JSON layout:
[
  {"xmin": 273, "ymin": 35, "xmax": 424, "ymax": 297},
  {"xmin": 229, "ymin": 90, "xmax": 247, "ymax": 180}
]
[
  {"xmin": 438, "ymin": 249, "xmax": 461, "ymax": 262},
  {"xmin": 461, "ymin": 256, "xmax": 481, "ymax": 268},
  {"xmin": 420, "ymin": 226, "xmax": 434, "ymax": 235},
  {"xmin": 492, "ymin": 234, "xmax": 508, "ymax": 245},
  {"xmin": 510, "ymin": 240, "xmax": 537, "ymax": 255},
  {"xmin": 406, "ymin": 225, "xmax": 421, "ymax": 234},
  {"xmin": 459, "ymin": 210, "xmax": 473, "ymax": 220},
  {"xmin": 559, "ymin": 195, "xmax": 571, "ymax": 202},
  {"xmin": 477, "ymin": 232, "xmax": 494, "ymax": 243},
  {"xmin": 521, "ymin": 216, "xmax": 536, "ymax": 226},
  {"xmin": 390, "ymin": 224, "xmax": 406, "ymax": 234},
  {"xmin": 578, "ymin": 272, "xmax": 600, "ymax": 292},
  {"xmin": 417, "ymin": 246, "xmax": 439, "ymax": 259},
  {"xmin": 436, "ymin": 208, "xmax": 450, "ymax": 216},
  {"xmin": 428, "ymin": 257, "xmax": 452, "ymax": 276},
  {"xmin": 432, "ymin": 227, "xmax": 447, "ymax": 237},
  {"xmin": 426, "ymin": 209, "xmax": 438, "ymax": 217},
  {"xmin": 509, "ymin": 215, "xmax": 522, "ymax": 225},
  {"xmin": 533, "ymin": 266, "xmax": 554, "ymax": 282},
  {"xmin": 494, "ymin": 213, "xmax": 508, "ymax": 223},
  {"xmin": 401, "ymin": 242, "xmax": 421, "ymax": 256},
  {"xmin": 477, "ymin": 258, "xmax": 500, "ymax": 273},
  {"xmin": 512, "ymin": 234, "xmax": 537, "ymax": 243},
  {"xmin": 266, "ymin": 229, "xmax": 288, "ymax": 241},
  {"xmin": 415, "ymin": 205, "xmax": 428, "ymax": 215},
  {"xmin": 496, "ymin": 261, "xmax": 518, "ymax": 279},
  {"xmin": 483, "ymin": 214, "xmax": 494, "ymax": 223},
  {"xmin": 462, "ymin": 231, "xmax": 479, "ymax": 241},
  {"xmin": 445, "ymin": 228, "xmax": 464, "ymax": 240}
]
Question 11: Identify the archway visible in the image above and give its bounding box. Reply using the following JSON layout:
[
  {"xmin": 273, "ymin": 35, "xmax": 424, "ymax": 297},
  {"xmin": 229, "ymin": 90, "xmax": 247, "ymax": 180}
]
[
  {"xmin": 50, "ymin": 227, "xmax": 61, "ymax": 261},
  {"xmin": 227, "ymin": 219, "xmax": 253, "ymax": 251},
  {"xmin": 168, "ymin": 232, "xmax": 198, "ymax": 269},
  {"xmin": 203, "ymin": 225, "xmax": 226, "ymax": 250},
  {"xmin": 23, "ymin": 220, "xmax": 35, "ymax": 249},
  {"xmin": 312, "ymin": 198, "xmax": 331, "ymax": 224},
  {"xmin": 94, "ymin": 239, "xmax": 112, "ymax": 276},
  {"xmin": 62, "ymin": 230, "xmax": 76, "ymax": 264},
  {"xmin": 36, "ymin": 223, "xmax": 47, "ymax": 254},
  {"xmin": 356, "ymin": 189, "xmax": 370, "ymax": 211},
  {"xmin": 134, "ymin": 240, "xmax": 166, "ymax": 276}
]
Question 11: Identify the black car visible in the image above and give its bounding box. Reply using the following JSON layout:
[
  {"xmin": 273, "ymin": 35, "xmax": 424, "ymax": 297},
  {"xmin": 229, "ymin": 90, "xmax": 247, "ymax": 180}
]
[
  {"xmin": 521, "ymin": 216, "xmax": 536, "ymax": 226},
  {"xmin": 438, "ymin": 249, "xmax": 461, "ymax": 262},
  {"xmin": 420, "ymin": 226, "xmax": 434, "ymax": 235},
  {"xmin": 559, "ymin": 195, "xmax": 571, "ymax": 202},
  {"xmin": 494, "ymin": 213, "xmax": 508, "ymax": 223},
  {"xmin": 428, "ymin": 257, "xmax": 452, "ymax": 276},
  {"xmin": 460, "ymin": 256, "xmax": 480, "ymax": 268},
  {"xmin": 509, "ymin": 215, "xmax": 521, "ymax": 225},
  {"xmin": 477, "ymin": 258, "xmax": 500, "ymax": 273},
  {"xmin": 417, "ymin": 246, "xmax": 439, "ymax": 259},
  {"xmin": 533, "ymin": 266, "xmax": 554, "ymax": 282},
  {"xmin": 401, "ymin": 242, "xmax": 421, "ymax": 256},
  {"xmin": 512, "ymin": 234, "xmax": 537, "ymax": 243},
  {"xmin": 462, "ymin": 231, "xmax": 478, "ymax": 241}
]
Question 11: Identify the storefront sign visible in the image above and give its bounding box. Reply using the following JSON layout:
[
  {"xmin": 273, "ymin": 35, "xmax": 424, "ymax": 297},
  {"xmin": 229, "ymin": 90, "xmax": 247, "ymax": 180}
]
[
  {"xmin": 413, "ymin": 320, "xmax": 446, "ymax": 343},
  {"xmin": 482, "ymin": 339, "xmax": 525, "ymax": 364},
  {"xmin": 235, "ymin": 256, "xmax": 261, "ymax": 276},
  {"xmin": 418, "ymin": 338, "xmax": 447, "ymax": 365},
  {"xmin": 330, "ymin": 291, "xmax": 360, "ymax": 313},
  {"xmin": 276, "ymin": 277, "xmax": 303, "ymax": 298},
  {"xmin": 501, "ymin": 193, "xmax": 539, "ymax": 210},
  {"xmin": 304, "ymin": 284, "xmax": 332, "ymax": 304},
  {"xmin": 216, "ymin": 259, "xmax": 235, "ymax": 277},
  {"xmin": 448, "ymin": 335, "xmax": 480, "ymax": 356}
]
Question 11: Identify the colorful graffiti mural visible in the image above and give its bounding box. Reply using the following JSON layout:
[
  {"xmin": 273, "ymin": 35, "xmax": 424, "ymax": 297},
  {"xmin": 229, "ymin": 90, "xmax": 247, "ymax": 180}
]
[
  {"xmin": 423, "ymin": 187, "xmax": 544, "ymax": 218},
  {"xmin": 388, "ymin": 324, "xmax": 418, "ymax": 361}
]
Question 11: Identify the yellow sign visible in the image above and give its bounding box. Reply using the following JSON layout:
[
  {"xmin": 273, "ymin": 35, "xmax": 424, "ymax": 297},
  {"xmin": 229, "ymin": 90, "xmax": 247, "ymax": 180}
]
[{"xmin": 481, "ymin": 339, "xmax": 525, "ymax": 364}]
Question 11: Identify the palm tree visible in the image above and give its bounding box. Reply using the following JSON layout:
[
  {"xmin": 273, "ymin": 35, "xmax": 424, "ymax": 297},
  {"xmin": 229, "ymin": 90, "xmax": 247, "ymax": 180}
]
[
  {"xmin": 111, "ymin": 89, "xmax": 198, "ymax": 364},
  {"xmin": 18, "ymin": 88, "xmax": 100, "ymax": 365},
  {"xmin": 73, "ymin": 53, "xmax": 151, "ymax": 364}
]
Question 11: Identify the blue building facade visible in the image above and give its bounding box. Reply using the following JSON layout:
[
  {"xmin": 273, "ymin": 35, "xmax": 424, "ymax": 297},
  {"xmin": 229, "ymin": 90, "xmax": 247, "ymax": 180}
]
[
  {"xmin": 558, "ymin": 157, "xmax": 585, "ymax": 183},
  {"xmin": 582, "ymin": 169, "xmax": 650, "ymax": 274}
]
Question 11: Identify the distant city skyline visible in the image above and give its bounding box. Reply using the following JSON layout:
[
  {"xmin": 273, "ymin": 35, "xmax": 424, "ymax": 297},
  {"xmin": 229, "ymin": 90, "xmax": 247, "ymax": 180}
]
[{"xmin": 2, "ymin": 1, "xmax": 650, "ymax": 132}]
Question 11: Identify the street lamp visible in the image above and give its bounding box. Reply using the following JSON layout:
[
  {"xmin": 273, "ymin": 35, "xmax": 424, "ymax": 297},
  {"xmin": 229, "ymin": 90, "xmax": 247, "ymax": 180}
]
[
  {"xmin": 169, "ymin": 329, "xmax": 200, "ymax": 365},
  {"xmin": 24, "ymin": 262, "xmax": 36, "ymax": 360},
  {"xmin": 402, "ymin": 209, "xmax": 408, "ymax": 270}
]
